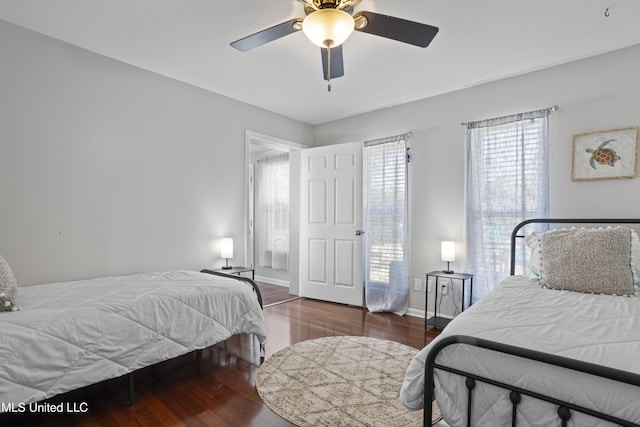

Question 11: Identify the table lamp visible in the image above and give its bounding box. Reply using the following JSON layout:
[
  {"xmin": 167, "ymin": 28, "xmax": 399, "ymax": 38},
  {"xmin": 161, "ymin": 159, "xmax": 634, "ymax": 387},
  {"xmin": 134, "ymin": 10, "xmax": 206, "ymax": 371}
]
[
  {"xmin": 441, "ymin": 241, "xmax": 455, "ymax": 274},
  {"xmin": 221, "ymin": 238, "xmax": 233, "ymax": 270}
]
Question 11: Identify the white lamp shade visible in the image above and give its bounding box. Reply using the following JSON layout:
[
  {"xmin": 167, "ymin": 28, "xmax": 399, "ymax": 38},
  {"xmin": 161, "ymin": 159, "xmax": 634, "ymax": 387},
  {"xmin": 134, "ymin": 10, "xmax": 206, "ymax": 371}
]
[
  {"xmin": 441, "ymin": 241, "xmax": 456, "ymax": 262},
  {"xmin": 220, "ymin": 238, "xmax": 234, "ymax": 259},
  {"xmin": 302, "ymin": 9, "xmax": 354, "ymax": 48}
]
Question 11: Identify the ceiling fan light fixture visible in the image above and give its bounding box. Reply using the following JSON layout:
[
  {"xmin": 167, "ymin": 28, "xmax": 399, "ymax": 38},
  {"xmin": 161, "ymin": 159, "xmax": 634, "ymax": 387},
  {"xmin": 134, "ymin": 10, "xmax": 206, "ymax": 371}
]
[{"xmin": 302, "ymin": 8, "xmax": 354, "ymax": 48}]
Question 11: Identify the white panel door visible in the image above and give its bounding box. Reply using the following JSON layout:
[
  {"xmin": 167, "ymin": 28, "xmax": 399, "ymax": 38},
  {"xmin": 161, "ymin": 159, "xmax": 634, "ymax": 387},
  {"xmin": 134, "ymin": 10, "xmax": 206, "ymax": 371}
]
[{"xmin": 300, "ymin": 142, "xmax": 363, "ymax": 306}]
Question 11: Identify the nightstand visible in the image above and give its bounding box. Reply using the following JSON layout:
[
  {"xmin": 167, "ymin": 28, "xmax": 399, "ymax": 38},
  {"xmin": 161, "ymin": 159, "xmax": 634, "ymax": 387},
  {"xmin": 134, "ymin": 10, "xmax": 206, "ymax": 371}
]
[
  {"xmin": 208, "ymin": 266, "xmax": 255, "ymax": 280},
  {"xmin": 425, "ymin": 271, "xmax": 473, "ymax": 330}
]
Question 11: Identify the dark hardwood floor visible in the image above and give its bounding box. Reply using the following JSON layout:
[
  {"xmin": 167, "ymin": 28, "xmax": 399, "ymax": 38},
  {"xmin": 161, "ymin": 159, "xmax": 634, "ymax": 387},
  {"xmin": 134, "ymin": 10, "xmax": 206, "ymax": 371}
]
[
  {"xmin": 2, "ymin": 286, "xmax": 439, "ymax": 427},
  {"xmin": 257, "ymin": 281, "xmax": 301, "ymax": 307}
]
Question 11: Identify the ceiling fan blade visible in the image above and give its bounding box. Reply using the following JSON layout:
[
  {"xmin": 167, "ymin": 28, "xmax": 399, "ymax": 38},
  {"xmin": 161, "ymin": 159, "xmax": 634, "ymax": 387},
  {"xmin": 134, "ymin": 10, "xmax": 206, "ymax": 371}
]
[
  {"xmin": 353, "ymin": 11, "xmax": 439, "ymax": 48},
  {"xmin": 321, "ymin": 45, "xmax": 344, "ymax": 81},
  {"xmin": 230, "ymin": 18, "xmax": 303, "ymax": 52}
]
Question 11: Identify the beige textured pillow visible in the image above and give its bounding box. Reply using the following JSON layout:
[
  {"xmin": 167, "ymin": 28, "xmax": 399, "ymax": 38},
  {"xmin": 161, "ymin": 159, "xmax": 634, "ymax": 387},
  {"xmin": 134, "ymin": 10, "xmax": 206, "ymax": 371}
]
[
  {"xmin": 0, "ymin": 254, "xmax": 18, "ymax": 311},
  {"xmin": 539, "ymin": 227, "xmax": 634, "ymax": 296}
]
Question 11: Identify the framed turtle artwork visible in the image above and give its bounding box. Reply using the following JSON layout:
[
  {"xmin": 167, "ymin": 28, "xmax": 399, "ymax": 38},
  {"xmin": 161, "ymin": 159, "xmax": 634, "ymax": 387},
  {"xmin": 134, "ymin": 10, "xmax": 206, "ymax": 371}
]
[{"xmin": 571, "ymin": 127, "xmax": 639, "ymax": 181}]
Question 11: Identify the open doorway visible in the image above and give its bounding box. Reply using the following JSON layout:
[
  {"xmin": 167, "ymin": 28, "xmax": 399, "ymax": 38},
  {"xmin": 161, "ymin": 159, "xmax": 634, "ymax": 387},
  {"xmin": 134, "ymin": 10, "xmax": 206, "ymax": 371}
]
[{"xmin": 245, "ymin": 131, "xmax": 305, "ymax": 295}]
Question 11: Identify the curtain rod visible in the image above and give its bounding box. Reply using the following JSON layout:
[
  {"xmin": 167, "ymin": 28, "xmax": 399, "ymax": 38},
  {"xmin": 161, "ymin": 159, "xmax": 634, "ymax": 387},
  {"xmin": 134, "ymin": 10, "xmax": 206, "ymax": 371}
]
[
  {"xmin": 364, "ymin": 131, "xmax": 413, "ymax": 147},
  {"xmin": 460, "ymin": 105, "xmax": 559, "ymax": 127}
]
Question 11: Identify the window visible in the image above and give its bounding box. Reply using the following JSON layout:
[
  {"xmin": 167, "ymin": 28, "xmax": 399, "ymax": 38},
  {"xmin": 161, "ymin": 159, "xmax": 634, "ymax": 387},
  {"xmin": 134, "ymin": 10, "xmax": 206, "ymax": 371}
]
[
  {"xmin": 255, "ymin": 153, "xmax": 289, "ymax": 271},
  {"xmin": 465, "ymin": 109, "xmax": 550, "ymax": 301}
]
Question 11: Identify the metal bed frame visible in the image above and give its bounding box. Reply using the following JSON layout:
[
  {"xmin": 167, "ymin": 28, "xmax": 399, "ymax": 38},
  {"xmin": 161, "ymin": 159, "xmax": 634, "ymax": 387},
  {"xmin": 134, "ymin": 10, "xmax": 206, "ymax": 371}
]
[
  {"xmin": 125, "ymin": 269, "xmax": 263, "ymax": 406},
  {"xmin": 423, "ymin": 218, "xmax": 640, "ymax": 427}
]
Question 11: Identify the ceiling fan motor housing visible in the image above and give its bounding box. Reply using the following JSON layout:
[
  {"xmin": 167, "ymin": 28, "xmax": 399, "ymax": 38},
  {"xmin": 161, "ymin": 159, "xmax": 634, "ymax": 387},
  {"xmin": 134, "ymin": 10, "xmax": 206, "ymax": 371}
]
[
  {"xmin": 317, "ymin": 0, "xmax": 341, "ymax": 8},
  {"xmin": 304, "ymin": 0, "xmax": 355, "ymax": 16}
]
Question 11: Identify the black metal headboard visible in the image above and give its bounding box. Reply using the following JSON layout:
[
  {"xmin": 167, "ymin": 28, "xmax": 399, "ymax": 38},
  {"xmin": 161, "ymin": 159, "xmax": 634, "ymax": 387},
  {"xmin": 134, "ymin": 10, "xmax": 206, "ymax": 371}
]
[{"xmin": 509, "ymin": 218, "xmax": 640, "ymax": 275}]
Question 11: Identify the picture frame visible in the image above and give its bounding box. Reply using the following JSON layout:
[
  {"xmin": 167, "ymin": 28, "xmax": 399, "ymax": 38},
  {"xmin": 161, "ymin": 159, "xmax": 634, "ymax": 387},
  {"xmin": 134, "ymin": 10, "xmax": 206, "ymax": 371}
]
[{"xmin": 571, "ymin": 127, "xmax": 639, "ymax": 181}]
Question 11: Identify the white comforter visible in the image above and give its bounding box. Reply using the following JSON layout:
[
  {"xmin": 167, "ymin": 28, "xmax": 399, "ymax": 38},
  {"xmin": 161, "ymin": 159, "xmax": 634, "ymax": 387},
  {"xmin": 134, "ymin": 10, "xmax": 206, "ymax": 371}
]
[
  {"xmin": 400, "ymin": 275, "xmax": 640, "ymax": 426},
  {"xmin": 0, "ymin": 270, "xmax": 266, "ymax": 409}
]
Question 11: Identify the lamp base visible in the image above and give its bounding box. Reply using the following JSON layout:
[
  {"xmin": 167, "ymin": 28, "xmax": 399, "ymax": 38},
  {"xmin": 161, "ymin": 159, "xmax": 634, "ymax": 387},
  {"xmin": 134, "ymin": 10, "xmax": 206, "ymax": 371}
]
[
  {"xmin": 221, "ymin": 266, "xmax": 233, "ymax": 270},
  {"xmin": 441, "ymin": 261, "xmax": 454, "ymax": 274}
]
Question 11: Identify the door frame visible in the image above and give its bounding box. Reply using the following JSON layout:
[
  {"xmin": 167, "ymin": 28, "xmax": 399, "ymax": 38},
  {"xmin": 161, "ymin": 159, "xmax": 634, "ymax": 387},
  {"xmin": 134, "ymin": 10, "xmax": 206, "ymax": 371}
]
[{"xmin": 244, "ymin": 130, "xmax": 306, "ymax": 294}]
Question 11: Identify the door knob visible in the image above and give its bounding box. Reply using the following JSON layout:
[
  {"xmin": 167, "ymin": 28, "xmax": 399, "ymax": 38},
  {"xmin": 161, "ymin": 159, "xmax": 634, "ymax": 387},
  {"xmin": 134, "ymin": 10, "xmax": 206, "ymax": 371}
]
[{"xmin": 355, "ymin": 230, "xmax": 364, "ymax": 236}]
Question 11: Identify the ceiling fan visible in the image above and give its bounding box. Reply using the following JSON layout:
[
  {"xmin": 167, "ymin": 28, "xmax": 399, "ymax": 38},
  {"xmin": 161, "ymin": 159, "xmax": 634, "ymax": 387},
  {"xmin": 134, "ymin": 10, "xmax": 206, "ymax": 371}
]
[{"xmin": 230, "ymin": 0, "xmax": 439, "ymax": 90}]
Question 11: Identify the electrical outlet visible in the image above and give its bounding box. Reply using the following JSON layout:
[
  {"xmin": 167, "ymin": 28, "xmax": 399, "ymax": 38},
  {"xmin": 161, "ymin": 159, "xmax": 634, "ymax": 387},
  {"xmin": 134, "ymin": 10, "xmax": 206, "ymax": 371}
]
[
  {"xmin": 427, "ymin": 277, "xmax": 434, "ymax": 293},
  {"xmin": 413, "ymin": 278, "xmax": 422, "ymax": 291},
  {"xmin": 441, "ymin": 281, "xmax": 449, "ymax": 295}
]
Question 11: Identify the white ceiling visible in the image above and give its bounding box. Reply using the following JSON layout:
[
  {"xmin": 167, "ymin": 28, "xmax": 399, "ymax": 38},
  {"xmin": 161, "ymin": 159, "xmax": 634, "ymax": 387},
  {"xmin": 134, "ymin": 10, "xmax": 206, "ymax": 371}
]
[{"xmin": 1, "ymin": 0, "xmax": 639, "ymax": 125}]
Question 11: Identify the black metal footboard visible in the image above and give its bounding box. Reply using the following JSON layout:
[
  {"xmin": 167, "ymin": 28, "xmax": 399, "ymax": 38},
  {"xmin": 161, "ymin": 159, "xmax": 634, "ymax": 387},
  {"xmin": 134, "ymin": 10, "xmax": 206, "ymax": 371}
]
[{"xmin": 423, "ymin": 335, "xmax": 640, "ymax": 427}]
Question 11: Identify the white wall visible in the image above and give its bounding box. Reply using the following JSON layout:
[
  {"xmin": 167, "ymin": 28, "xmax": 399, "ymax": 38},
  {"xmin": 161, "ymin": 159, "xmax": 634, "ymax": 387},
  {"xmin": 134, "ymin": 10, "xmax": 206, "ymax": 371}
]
[
  {"xmin": 313, "ymin": 44, "xmax": 640, "ymax": 313},
  {"xmin": 3, "ymin": 16, "xmax": 639, "ymax": 313},
  {"xmin": 0, "ymin": 20, "xmax": 312, "ymax": 286}
]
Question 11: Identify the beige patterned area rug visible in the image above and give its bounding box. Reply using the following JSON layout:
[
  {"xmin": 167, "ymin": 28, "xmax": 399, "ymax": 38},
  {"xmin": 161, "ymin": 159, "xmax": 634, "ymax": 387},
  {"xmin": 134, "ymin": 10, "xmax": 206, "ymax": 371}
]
[{"xmin": 256, "ymin": 335, "xmax": 442, "ymax": 426}]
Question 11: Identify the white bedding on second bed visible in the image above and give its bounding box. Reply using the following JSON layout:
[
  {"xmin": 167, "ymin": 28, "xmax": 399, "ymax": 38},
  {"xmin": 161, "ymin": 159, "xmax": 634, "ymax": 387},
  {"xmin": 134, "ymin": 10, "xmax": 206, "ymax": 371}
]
[
  {"xmin": 0, "ymin": 270, "xmax": 266, "ymax": 409},
  {"xmin": 400, "ymin": 275, "xmax": 640, "ymax": 426}
]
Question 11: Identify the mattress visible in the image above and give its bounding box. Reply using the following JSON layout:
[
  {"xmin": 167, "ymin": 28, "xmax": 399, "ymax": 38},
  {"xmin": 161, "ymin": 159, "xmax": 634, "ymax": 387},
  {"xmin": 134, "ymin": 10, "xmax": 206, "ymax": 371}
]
[
  {"xmin": 400, "ymin": 275, "xmax": 640, "ymax": 426},
  {"xmin": 0, "ymin": 270, "xmax": 266, "ymax": 409}
]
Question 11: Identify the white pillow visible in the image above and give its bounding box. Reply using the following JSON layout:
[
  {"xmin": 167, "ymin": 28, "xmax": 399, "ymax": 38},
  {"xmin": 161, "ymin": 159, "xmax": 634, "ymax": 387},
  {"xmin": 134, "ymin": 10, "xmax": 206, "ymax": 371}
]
[
  {"xmin": 631, "ymin": 229, "xmax": 640, "ymax": 287},
  {"xmin": 0, "ymin": 254, "xmax": 18, "ymax": 312},
  {"xmin": 525, "ymin": 232, "xmax": 542, "ymax": 280}
]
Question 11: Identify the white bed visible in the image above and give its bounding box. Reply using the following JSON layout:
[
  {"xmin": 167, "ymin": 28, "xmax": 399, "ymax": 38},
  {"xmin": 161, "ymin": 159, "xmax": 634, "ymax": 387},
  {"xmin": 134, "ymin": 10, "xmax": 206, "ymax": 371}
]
[
  {"xmin": 0, "ymin": 270, "xmax": 266, "ymax": 410},
  {"xmin": 401, "ymin": 275, "xmax": 640, "ymax": 426},
  {"xmin": 401, "ymin": 219, "xmax": 640, "ymax": 427}
]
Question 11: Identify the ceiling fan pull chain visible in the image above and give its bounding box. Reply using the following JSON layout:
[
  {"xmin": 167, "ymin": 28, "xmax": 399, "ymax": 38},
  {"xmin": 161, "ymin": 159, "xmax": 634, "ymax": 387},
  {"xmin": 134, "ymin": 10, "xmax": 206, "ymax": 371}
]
[{"xmin": 326, "ymin": 44, "xmax": 332, "ymax": 92}]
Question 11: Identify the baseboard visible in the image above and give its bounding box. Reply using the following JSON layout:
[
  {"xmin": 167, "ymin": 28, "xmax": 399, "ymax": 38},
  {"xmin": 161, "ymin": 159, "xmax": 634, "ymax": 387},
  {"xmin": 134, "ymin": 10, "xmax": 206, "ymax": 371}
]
[
  {"xmin": 254, "ymin": 276, "xmax": 289, "ymax": 287},
  {"xmin": 405, "ymin": 308, "xmax": 454, "ymax": 320},
  {"xmin": 405, "ymin": 307, "xmax": 425, "ymax": 319}
]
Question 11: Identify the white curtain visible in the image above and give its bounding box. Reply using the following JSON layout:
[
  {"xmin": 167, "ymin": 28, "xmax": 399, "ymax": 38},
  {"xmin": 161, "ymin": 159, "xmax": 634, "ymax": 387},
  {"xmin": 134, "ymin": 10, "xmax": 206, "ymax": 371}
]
[
  {"xmin": 465, "ymin": 108, "xmax": 550, "ymax": 301},
  {"xmin": 255, "ymin": 153, "xmax": 289, "ymax": 271},
  {"xmin": 363, "ymin": 134, "xmax": 410, "ymax": 315}
]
